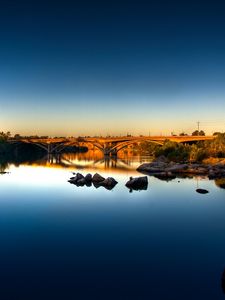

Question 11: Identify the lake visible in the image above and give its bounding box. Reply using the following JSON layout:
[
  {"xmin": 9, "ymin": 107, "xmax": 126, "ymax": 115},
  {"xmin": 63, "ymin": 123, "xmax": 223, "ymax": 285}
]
[{"xmin": 0, "ymin": 152, "xmax": 225, "ymax": 299}]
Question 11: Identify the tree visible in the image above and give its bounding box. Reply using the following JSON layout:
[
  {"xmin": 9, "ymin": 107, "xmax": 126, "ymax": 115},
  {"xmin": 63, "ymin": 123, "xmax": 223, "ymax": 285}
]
[
  {"xmin": 0, "ymin": 131, "xmax": 8, "ymax": 142},
  {"xmin": 192, "ymin": 130, "xmax": 205, "ymax": 136},
  {"xmin": 14, "ymin": 134, "xmax": 22, "ymax": 140},
  {"xmin": 213, "ymin": 132, "xmax": 221, "ymax": 136},
  {"xmin": 0, "ymin": 131, "xmax": 12, "ymax": 142},
  {"xmin": 192, "ymin": 130, "xmax": 199, "ymax": 136},
  {"xmin": 199, "ymin": 130, "xmax": 205, "ymax": 136}
]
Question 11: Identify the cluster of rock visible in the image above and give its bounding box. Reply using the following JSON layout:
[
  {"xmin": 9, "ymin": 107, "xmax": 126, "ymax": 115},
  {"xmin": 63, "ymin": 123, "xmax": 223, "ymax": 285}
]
[
  {"xmin": 68, "ymin": 173, "xmax": 118, "ymax": 190},
  {"xmin": 137, "ymin": 156, "xmax": 225, "ymax": 180},
  {"xmin": 68, "ymin": 173, "xmax": 148, "ymax": 191}
]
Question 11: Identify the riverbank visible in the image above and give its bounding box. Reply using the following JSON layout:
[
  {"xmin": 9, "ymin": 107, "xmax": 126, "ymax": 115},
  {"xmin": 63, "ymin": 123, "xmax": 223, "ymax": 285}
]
[{"xmin": 137, "ymin": 156, "xmax": 225, "ymax": 180}]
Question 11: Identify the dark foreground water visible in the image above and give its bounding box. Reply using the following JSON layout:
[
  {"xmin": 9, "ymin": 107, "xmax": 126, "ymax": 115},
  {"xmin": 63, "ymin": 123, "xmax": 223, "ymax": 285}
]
[{"xmin": 0, "ymin": 153, "xmax": 225, "ymax": 299}]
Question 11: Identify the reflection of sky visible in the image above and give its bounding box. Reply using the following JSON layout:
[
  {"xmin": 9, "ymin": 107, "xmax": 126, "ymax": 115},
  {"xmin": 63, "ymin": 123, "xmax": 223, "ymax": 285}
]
[
  {"xmin": 1, "ymin": 164, "xmax": 225, "ymax": 204},
  {"xmin": 1, "ymin": 164, "xmax": 225, "ymax": 298}
]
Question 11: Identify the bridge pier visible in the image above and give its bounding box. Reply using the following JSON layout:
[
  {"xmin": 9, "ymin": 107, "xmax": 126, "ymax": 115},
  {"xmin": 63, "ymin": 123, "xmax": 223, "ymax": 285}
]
[
  {"xmin": 47, "ymin": 153, "xmax": 62, "ymax": 164},
  {"xmin": 103, "ymin": 148, "xmax": 118, "ymax": 157},
  {"xmin": 110, "ymin": 149, "xmax": 118, "ymax": 157},
  {"xmin": 47, "ymin": 144, "xmax": 52, "ymax": 154},
  {"xmin": 101, "ymin": 141, "xmax": 119, "ymax": 157},
  {"xmin": 47, "ymin": 143, "xmax": 67, "ymax": 154},
  {"xmin": 103, "ymin": 150, "xmax": 111, "ymax": 156}
]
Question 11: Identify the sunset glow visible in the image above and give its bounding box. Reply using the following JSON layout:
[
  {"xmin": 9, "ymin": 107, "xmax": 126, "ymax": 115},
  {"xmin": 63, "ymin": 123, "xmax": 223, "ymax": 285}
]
[{"xmin": 0, "ymin": 2, "xmax": 224, "ymax": 136}]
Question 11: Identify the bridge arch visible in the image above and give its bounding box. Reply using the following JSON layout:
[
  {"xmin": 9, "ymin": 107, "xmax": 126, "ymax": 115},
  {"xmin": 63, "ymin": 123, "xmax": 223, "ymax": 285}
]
[
  {"xmin": 108, "ymin": 139, "xmax": 164, "ymax": 155},
  {"xmin": 8, "ymin": 136, "xmax": 214, "ymax": 157},
  {"xmin": 65, "ymin": 140, "xmax": 105, "ymax": 152}
]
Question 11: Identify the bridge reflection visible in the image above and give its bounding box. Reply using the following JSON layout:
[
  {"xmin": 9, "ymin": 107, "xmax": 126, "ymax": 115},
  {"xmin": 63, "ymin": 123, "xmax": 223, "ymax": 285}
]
[
  {"xmin": 1, "ymin": 150, "xmax": 225, "ymax": 190},
  {"xmin": 42, "ymin": 151, "xmax": 146, "ymax": 172}
]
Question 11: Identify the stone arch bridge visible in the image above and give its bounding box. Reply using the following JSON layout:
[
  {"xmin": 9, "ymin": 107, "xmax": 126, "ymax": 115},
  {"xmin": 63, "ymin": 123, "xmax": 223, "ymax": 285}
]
[{"xmin": 10, "ymin": 136, "xmax": 214, "ymax": 156}]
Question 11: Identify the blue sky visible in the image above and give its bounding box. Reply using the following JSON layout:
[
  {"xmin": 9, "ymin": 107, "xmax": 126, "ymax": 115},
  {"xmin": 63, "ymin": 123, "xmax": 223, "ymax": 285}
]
[{"xmin": 0, "ymin": 0, "xmax": 225, "ymax": 136}]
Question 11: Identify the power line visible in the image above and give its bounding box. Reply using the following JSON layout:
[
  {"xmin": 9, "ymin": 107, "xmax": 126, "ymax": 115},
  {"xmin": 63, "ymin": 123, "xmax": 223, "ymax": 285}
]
[{"xmin": 198, "ymin": 120, "xmax": 225, "ymax": 124}]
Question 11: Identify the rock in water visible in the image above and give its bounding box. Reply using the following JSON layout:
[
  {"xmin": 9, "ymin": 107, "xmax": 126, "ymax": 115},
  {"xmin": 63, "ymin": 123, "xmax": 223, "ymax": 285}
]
[
  {"xmin": 76, "ymin": 178, "xmax": 86, "ymax": 186},
  {"xmin": 70, "ymin": 173, "xmax": 84, "ymax": 182},
  {"xmin": 196, "ymin": 188, "xmax": 209, "ymax": 194},
  {"xmin": 68, "ymin": 173, "xmax": 85, "ymax": 184},
  {"xmin": 100, "ymin": 177, "xmax": 118, "ymax": 190},
  {"xmin": 85, "ymin": 173, "xmax": 92, "ymax": 182},
  {"xmin": 154, "ymin": 172, "xmax": 176, "ymax": 181},
  {"xmin": 137, "ymin": 163, "xmax": 165, "ymax": 173},
  {"xmin": 165, "ymin": 164, "xmax": 188, "ymax": 173},
  {"xmin": 125, "ymin": 176, "xmax": 148, "ymax": 190},
  {"xmin": 92, "ymin": 173, "xmax": 105, "ymax": 183}
]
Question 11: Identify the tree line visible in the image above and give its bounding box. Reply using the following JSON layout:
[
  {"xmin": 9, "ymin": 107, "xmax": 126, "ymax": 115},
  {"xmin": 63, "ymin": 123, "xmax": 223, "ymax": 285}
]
[{"xmin": 137, "ymin": 133, "xmax": 225, "ymax": 162}]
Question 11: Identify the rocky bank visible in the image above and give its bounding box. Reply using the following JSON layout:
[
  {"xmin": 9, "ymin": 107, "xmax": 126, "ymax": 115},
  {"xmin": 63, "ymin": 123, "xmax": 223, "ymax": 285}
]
[{"xmin": 137, "ymin": 156, "xmax": 225, "ymax": 180}]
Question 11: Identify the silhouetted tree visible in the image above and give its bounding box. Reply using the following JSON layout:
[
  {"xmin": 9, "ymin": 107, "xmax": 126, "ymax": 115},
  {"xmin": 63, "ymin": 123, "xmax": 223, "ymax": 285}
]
[
  {"xmin": 0, "ymin": 131, "xmax": 10, "ymax": 142},
  {"xmin": 213, "ymin": 132, "xmax": 221, "ymax": 136},
  {"xmin": 199, "ymin": 130, "xmax": 205, "ymax": 136},
  {"xmin": 192, "ymin": 130, "xmax": 205, "ymax": 136},
  {"xmin": 192, "ymin": 130, "xmax": 199, "ymax": 136},
  {"xmin": 14, "ymin": 134, "xmax": 21, "ymax": 140}
]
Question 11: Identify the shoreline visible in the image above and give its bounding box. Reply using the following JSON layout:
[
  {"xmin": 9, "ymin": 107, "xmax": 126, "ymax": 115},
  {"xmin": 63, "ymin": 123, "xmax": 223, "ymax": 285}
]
[{"xmin": 137, "ymin": 156, "xmax": 225, "ymax": 180}]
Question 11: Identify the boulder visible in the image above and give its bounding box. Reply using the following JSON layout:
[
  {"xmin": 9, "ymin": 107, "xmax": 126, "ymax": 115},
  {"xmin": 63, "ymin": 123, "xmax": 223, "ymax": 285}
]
[
  {"xmin": 85, "ymin": 173, "xmax": 92, "ymax": 182},
  {"xmin": 154, "ymin": 172, "xmax": 176, "ymax": 181},
  {"xmin": 137, "ymin": 161, "xmax": 222, "ymax": 177},
  {"xmin": 68, "ymin": 179, "xmax": 74, "ymax": 184},
  {"xmin": 125, "ymin": 176, "xmax": 148, "ymax": 190},
  {"xmin": 165, "ymin": 164, "xmax": 188, "ymax": 173},
  {"xmin": 214, "ymin": 163, "xmax": 225, "ymax": 169},
  {"xmin": 137, "ymin": 159, "xmax": 176, "ymax": 174},
  {"xmin": 69, "ymin": 173, "xmax": 84, "ymax": 183},
  {"xmin": 93, "ymin": 182, "xmax": 101, "ymax": 189},
  {"xmin": 100, "ymin": 177, "xmax": 118, "ymax": 190},
  {"xmin": 76, "ymin": 178, "xmax": 86, "ymax": 186},
  {"xmin": 208, "ymin": 167, "xmax": 225, "ymax": 179},
  {"xmin": 196, "ymin": 188, "xmax": 209, "ymax": 194},
  {"xmin": 137, "ymin": 163, "xmax": 165, "ymax": 173},
  {"xmin": 92, "ymin": 173, "xmax": 105, "ymax": 183},
  {"xmin": 208, "ymin": 170, "xmax": 217, "ymax": 179},
  {"xmin": 186, "ymin": 167, "xmax": 208, "ymax": 175}
]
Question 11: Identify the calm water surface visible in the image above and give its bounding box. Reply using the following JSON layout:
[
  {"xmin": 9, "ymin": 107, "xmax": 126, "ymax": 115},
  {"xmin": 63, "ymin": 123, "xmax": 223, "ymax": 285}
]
[{"xmin": 0, "ymin": 152, "xmax": 225, "ymax": 299}]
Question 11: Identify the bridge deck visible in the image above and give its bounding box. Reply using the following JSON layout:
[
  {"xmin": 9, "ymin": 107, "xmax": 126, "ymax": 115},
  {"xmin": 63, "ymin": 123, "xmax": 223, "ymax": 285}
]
[
  {"xmin": 10, "ymin": 135, "xmax": 214, "ymax": 144},
  {"xmin": 9, "ymin": 136, "xmax": 215, "ymax": 155}
]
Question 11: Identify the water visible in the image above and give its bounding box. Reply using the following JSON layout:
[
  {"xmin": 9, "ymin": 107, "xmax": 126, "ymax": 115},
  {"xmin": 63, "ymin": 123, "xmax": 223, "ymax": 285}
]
[{"xmin": 0, "ymin": 152, "xmax": 225, "ymax": 299}]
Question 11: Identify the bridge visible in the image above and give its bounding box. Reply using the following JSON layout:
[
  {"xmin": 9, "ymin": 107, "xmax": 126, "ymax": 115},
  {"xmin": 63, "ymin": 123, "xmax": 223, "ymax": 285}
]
[{"xmin": 9, "ymin": 135, "xmax": 215, "ymax": 156}]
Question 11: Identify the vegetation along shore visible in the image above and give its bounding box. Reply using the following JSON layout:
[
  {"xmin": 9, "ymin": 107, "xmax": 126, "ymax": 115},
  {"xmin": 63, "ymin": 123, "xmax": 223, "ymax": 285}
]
[{"xmin": 137, "ymin": 133, "xmax": 225, "ymax": 180}]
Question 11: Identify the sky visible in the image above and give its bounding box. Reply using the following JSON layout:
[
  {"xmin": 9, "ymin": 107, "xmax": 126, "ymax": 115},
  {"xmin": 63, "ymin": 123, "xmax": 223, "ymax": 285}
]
[{"xmin": 0, "ymin": 0, "xmax": 225, "ymax": 136}]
